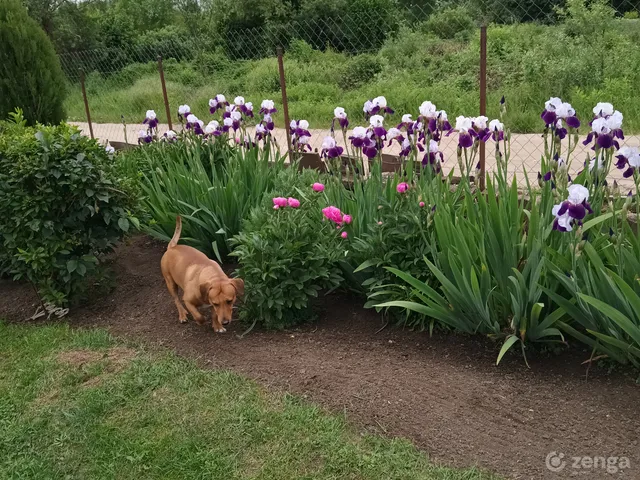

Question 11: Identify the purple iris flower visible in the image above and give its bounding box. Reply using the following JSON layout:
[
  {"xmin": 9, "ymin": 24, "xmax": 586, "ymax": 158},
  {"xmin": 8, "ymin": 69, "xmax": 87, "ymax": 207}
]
[
  {"xmin": 290, "ymin": 119, "xmax": 311, "ymax": 138},
  {"xmin": 204, "ymin": 121, "xmax": 222, "ymax": 137},
  {"xmin": 234, "ymin": 97, "xmax": 254, "ymax": 118},
  {"xmin": 321, "ymin": 137, "xmax": 344, "ymax": 159},
  {"xmin": 369, "ymin": 115, "xmax": 387, "ymax": 140},
  {"xmin": 488, "ymin": 119, "xmax": 504, "ymax": 141},
  {"xmin": 362, "ymin": 144, "xmax": 378, "ymax": 159},
  {"xmin": 143, "ymin": 110, "xmax": 158, "ymax": 130},
  {"xmin": 186, "ymin": 114, "xmax": 205, "ymax": 135},
  {"xmin": 552, "ymin": 184, "xmax": 592, "ymax": 232},
  {"xmin": 178, "ymin": 105, "xmax": 191, "ymax": 121},
  {"xmin": 263, "ymin": 114, "xmax": 275, "ymax": 131},
  {"xmin": 260, "ymin": 99, "xmax": 277, "ymax": 115},
  {"xmin": 399, "ymin": 138, "xmax": 411, "ymax": 157},
  {"xmin": 422, "ymin": 140, "xmax": 443, "ymax": 171},
  {"xmin": 450, "ymin": 116, "xmax": 477, "ymax": 148},
  {"xmin": 333, "ymin": 107, "xmax": 349, "ymax": 130},
  {"xmin": 541, "ymin": 98, "xmax": 580, "ymax": 129},
  {"xmin": 364, "ymin": 96, "xmax": 394, "ymax": 118},
  {"xmin": 209, "ymin": 94, "xmax": 229, "ymax": 114},
  {"xmin": 616, "ymin": 146, "xmax": 640, "ymax": 178},
  {"xmin": 583, "ymin": 107, "xmax": 623, "ymax": 150},
  {"xmin": 349, "ymin": 126, "xmax": 369, "ymax": 148},
  {"xmin": 137, "ymin": 130, "xmax": 152, "ymax": 144}
]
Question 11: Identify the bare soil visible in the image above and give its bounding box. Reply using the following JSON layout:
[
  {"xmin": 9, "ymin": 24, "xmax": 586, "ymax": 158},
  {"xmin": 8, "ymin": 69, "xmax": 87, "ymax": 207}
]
[{"xmin": 2, "ymin": 235, "xmax": 639, "ymax": 480}]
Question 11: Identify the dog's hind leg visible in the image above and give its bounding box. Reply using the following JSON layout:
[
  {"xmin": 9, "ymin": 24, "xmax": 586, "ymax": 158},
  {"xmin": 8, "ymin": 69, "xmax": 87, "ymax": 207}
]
[{"xmin": 164, "ymin": 275, "xmax": 189, "ymax": 324}]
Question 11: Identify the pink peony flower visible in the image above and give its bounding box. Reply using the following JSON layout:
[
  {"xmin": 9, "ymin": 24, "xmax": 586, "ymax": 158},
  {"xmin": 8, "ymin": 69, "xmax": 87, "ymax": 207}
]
[
  {"xmin": 342, "ymin": 214, "xmax": 352, "ymax": 224},
  {"xmin": 322, "ymin": 206, "xmax": 343, "ymax": 224},
  {"xmin": 419, "ymin": 201, "xmax": 425, "ymax": 207},
  {"xmin": 312, "ymin": 182, "xmax": 325, "ymax": 192},
  {"xmin": 341, "ymin": 231, "xmax": 348, "ymax": 239},
  {"xmin": 288, "ymin": 197, "xmax": 301, "ymax": 208},
  {"xmin": 397, "ymin": 182, "xmax": 409, "ymax": 193},
  {"xmin": 273, "ymin": 197, "xmax": 287, "ymax": 208}
]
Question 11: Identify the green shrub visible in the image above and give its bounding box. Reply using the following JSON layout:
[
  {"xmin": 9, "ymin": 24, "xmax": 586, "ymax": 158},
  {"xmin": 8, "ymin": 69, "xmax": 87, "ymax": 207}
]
[
  {"xmin": 0, "ymin": 112, "xmax": 140, "ymax": 305},
  {"xmin": 338, "ymin": 54, "xmax": 383, "ymax": 90},
  {"xmin": 423, "ymin": 6, "xmax": 475, "ymax": 41},
  {"xmin": 287, "ymin": 39, "xmax": 315, "ymax": 63},
  {"xmin": 231, "ymin": 170, "xmax": 345, "ymax": 329},
  {"xmin": 0, "ymin": 0, "xmax": 67, "ymax": 125}
]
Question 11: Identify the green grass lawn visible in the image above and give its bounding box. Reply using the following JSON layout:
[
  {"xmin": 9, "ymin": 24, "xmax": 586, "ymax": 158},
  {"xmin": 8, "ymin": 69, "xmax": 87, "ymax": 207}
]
[{"xmin": 0, "ymin": 321, "xmax": 497, "ymax": 479}]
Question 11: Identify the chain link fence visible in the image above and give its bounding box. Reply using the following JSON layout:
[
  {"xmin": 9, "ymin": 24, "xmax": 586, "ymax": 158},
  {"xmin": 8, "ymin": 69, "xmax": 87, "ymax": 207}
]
[{"xmin": 59, "ymin": 0, "xmax": 640, "ymax": 187}]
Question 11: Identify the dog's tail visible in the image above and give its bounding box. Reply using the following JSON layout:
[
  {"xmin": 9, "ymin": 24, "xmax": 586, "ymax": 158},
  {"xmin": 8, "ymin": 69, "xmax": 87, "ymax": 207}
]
[{"xmin": 168, "ymin": 216, "xmax": 182, "ymax": 249}]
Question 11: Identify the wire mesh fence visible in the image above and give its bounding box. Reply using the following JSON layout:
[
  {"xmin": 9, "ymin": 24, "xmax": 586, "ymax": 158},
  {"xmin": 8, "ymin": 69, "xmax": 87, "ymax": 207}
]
[{"xmin": 58, "ymin": 0, "xmax": 640, "ymax": 187}]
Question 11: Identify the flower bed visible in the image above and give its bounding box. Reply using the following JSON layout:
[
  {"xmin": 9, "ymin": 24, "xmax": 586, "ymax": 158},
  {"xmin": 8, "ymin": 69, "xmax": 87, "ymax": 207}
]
[{"xmin": 109, "ymin": 94, "xmax": 640, "ymax": 367}]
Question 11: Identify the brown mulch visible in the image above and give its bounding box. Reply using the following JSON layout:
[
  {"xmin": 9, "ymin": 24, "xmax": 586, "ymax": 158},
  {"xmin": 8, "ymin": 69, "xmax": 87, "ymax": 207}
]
[{"xmin": 1, "ymin": 235, "xmax": 639, "ymax": 480}]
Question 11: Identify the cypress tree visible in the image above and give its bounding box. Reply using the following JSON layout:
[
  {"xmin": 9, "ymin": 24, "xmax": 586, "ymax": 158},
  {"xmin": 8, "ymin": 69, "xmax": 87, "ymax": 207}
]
[{"xmin": 0, "ymin": 0, "xmax": 67, "ymax": 125}]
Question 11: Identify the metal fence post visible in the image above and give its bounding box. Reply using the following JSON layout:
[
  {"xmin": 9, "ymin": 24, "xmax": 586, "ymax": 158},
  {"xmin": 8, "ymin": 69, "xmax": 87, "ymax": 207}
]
[
  {"xmin": 277, "ymin": 46, "xmax": 293, "ymax": 156},
  {"xmin": 158, "ymin": 56, "xmax": 173, "ymax": 131},
  {"xmin": 79, "ymin": 70, "xmax": 94, "ymax": 140},
  {"xmin": 479, "ymin": 24, "xmax": 487, "ymax": 191}
]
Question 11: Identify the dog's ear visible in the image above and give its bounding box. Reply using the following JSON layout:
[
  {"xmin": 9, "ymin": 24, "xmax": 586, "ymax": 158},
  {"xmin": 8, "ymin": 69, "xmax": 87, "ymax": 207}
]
[
  {"xmin": 230, "ymin": 278, "xmax": 245, "ymax": 297},
  {"xmin": 201, "ymin": 281, "xmax": 220, "ymax": 301}
]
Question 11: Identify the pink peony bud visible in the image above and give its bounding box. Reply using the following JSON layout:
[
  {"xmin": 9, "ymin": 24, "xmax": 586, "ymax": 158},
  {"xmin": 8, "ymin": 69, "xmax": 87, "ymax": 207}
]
[
  {"xmin": 419, "ymin": 201, "xmax": 425, "ymax": 207},
  {"xmin": 287, "ymin": 197, "xmax": 301, "ymax": 208},
  {"xmin": 397, "ymin": 182, "xmax": 409, "ymax": 193},
  {"xmin": 341, "ymin": 231, "xmax": 348, "ymax": 239},
  {"xmin": 273, "ymin": 197, "xmax": 288, "ymax": 208},
  {"xmin": 342, "ymin": 214, "xmax": 352, "ymax": 224},
  {"xmin": 377, "ymin": 221, "xmax": 383, "ymax": 225},
  {"xmin": 312, "ymin": 182, "xmax": 325, "ymax": 192}
]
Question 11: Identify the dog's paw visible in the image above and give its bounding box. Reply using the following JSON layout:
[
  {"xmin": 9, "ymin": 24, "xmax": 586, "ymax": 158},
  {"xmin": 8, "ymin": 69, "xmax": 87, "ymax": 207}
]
[
  {"xmin": 179, "ymin": 317, "xmax": 188, "ymax": 324},
  {"xmin": 214, "ymin": 327, "xmax": 227, "ymax": 333}
]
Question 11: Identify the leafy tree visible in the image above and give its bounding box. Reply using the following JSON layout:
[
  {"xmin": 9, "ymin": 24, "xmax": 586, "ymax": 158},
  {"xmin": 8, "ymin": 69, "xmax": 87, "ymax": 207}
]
[{"xmin": 0, "ymin": 0, "xmax": 66, "ymax": 124}]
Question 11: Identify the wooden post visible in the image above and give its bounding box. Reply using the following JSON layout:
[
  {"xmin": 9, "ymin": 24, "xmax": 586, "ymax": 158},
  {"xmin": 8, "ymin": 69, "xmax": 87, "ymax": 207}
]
[
  {"xmin": 277, "ymin": 46, "xmax": 292, "ymax": 156},
  {"xmin": 158, "ymin": 56, "xmax": 173, "ymax": 131},
  {"xmin": 80, "ymin": 70, "xmax": 94, "ymax": 140},
  {"xmin": 479, "ymin": 24, "xmax": 487, "ymax": 191}
]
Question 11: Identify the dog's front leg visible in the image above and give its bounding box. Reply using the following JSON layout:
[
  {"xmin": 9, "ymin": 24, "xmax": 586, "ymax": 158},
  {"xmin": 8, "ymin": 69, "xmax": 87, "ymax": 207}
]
[
  {"xmin": 184, "ymin": 301, "xmax": 205, "ymax": 325},
  {"xmin": 211, "ymin": 308, "xmax": 226, "ymax": 333}
]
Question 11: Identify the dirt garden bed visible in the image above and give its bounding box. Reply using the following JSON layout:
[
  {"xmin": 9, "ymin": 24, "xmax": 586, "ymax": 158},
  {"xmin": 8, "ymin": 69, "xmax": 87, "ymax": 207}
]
[{"xmin": 1, "ymin": 235, "xmax": 639, "ymax": 479}]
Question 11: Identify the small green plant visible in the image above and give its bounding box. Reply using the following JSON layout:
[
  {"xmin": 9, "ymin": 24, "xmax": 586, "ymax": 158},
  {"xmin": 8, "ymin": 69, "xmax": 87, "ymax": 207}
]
[
  {"xmin": 352, "ymin": 184, "xmax": 435, "ymax": 324},
  {"xmin": 232, "ymin": 173, "xmax": 346, "ymax": 329},
  {"xmin": 0, "ymin": 111, "xmax": 140, "ymax": 305}
]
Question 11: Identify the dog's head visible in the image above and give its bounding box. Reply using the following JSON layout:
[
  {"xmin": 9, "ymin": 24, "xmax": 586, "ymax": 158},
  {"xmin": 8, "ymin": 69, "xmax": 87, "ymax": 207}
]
[{"xmin": 205, "ymin": 278, "xmax": 244, "ymax": 326}]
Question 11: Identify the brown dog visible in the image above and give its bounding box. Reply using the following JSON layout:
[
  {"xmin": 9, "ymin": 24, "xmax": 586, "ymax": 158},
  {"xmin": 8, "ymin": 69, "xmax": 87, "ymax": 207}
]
[{"xmin": 160, "ymin": 216, "xmax": 244, "ymax": 333}]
